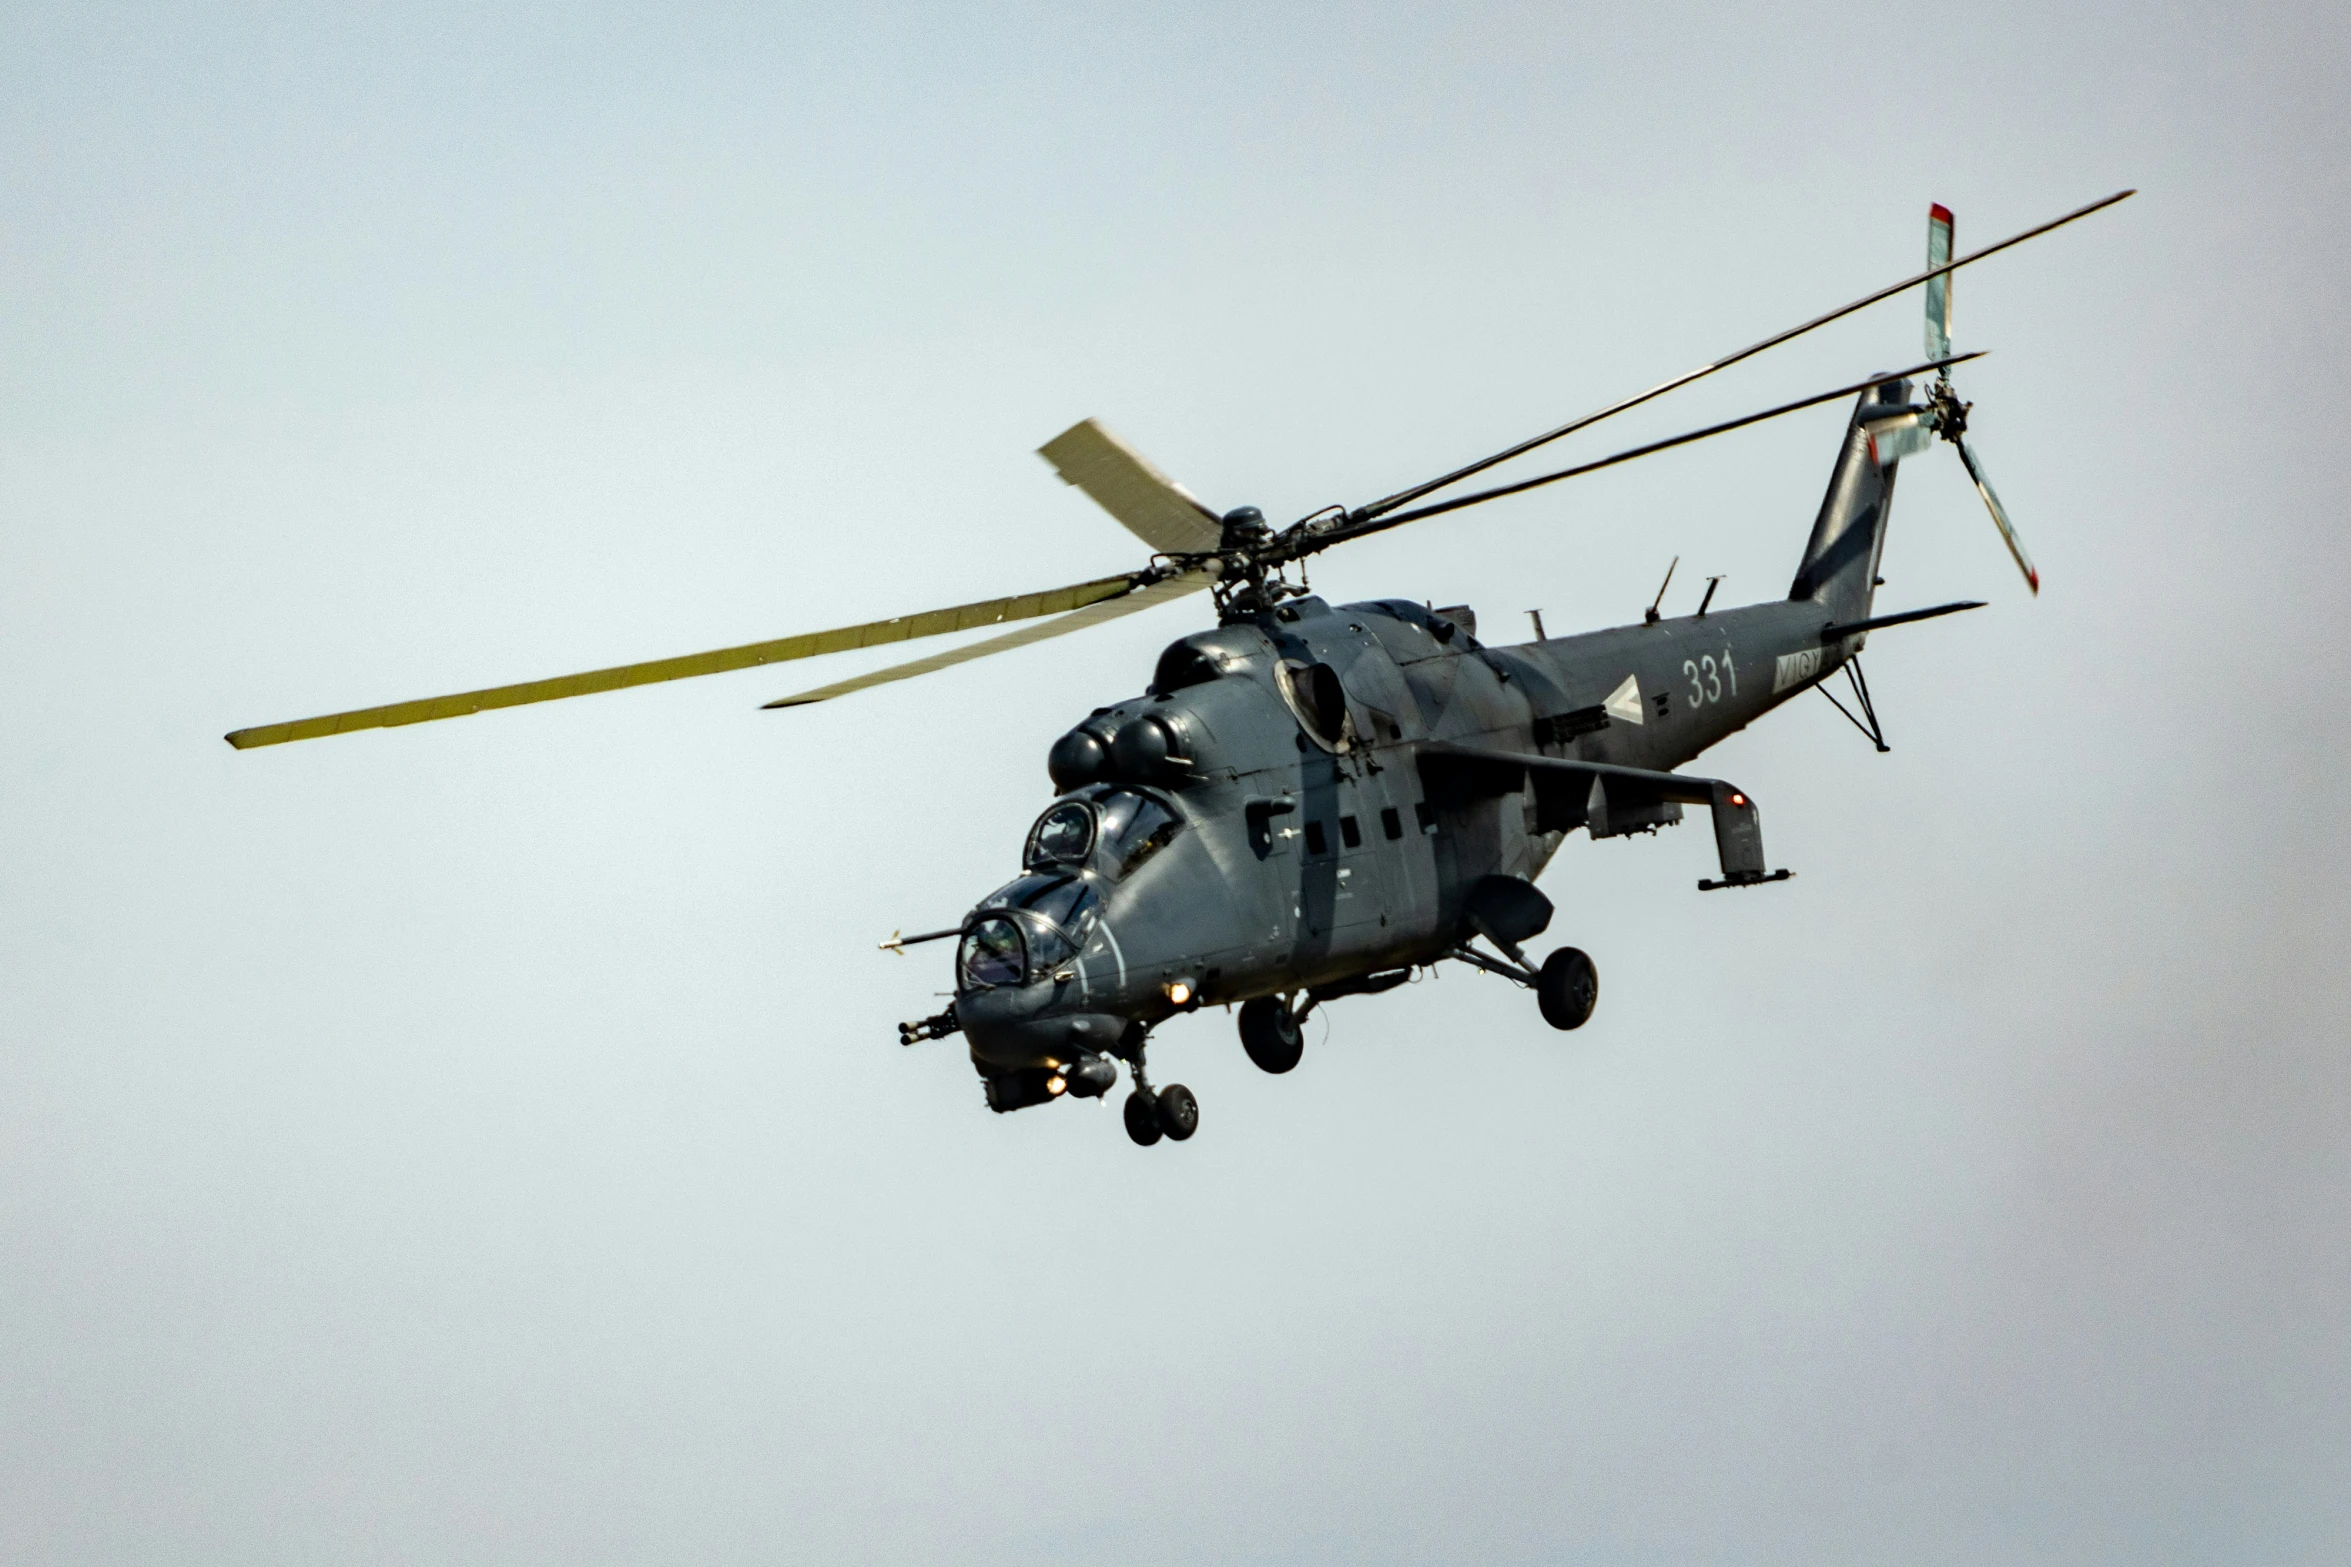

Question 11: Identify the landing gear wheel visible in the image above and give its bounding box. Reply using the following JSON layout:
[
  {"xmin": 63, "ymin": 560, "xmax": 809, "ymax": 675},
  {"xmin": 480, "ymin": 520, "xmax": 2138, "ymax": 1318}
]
[
  {"xmin": 1123, "ymin": 1090, "xmax": 1163, "ymax": 1146},
  {"xmin": 1238, "ymin": 997, "xmax": 1304, "ymax": 1074},
  {"xmin": 1538, "ymin": 947, "xmax": 1599, "ymax": 1030},
  {"xmin": 1154, "ymin": 1083, "xmax": 1199, "ymax": 1141}
]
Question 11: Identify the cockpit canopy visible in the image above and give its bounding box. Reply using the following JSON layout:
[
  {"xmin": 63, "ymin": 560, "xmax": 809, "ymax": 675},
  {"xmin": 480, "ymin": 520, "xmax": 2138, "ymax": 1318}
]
[
  {"xmin": 1020, "ymin": 787, "xmax": 1182, "ymax": 879},
  {"xmin": 958, "ymin": 872, "xmax": 1102, "ymax": 992},
  {"xmin": 1151, "ymin": 640, "xmax": 1219, "ymax": 694},
  {"xmin": 1025, "ymin": 801, "xmax": 1094, "ymax": 868},
  {"xmin": 958, "ymin": 915, "xmax": 1025, "ymax": 989},
  {"xmin": 1151, "ymin": 625, "xmax": 1267, "ymax": 694},
  {"xmin": 964, "ymin": 789, "xmax": 1184, "ymax": 992}
]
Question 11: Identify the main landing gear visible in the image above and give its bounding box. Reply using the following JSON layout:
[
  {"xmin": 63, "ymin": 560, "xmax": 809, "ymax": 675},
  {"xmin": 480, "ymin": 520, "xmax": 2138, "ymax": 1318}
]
[
  {"xmin": 1450, "ymin": 937, "xmax": 1600, "ymax": 1031},
  {"xmin": 1238, "ymin": 995, "xmax": 1305, "ymax": 1074},
  {"xmin": 1536, "ymin": 947, "xmax": 1598, "ymax": 1030},
  {"xmin": 1235, "ymin": 975, "xmax": 1408, "ymax": 1071},
  {"xmin": 1119, "ymin": 1028, "xmax": 1198, "ymax": 1148}
]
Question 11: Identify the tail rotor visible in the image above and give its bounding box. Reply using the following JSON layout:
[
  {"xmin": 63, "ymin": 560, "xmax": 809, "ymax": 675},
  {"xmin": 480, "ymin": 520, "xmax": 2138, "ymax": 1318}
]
[{"xmin": 1922, "ymin": 203, "xmax": 2041, "ymax": 594}]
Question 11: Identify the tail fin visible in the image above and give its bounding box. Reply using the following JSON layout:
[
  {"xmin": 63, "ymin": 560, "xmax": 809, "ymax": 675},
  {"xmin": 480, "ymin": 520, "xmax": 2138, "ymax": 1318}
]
[{"xmin": 1788, "ymin": 376, "xmax": 1913, "ymax": 623}]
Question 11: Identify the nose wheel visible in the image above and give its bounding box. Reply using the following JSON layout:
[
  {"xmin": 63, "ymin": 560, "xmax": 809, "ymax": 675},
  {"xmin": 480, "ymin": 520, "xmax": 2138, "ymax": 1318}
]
[
  {"xmin": 1122, "ymin": 1084, "xmax": 1199, "ymax": 1145},
  {"xmin": 1123, "ymin": 1089, "xmax": 1162, "ymax": 1145},
  {"xmin": 1119, "ymin": 1034, "xmax": 1199, "ymax": 1146}
]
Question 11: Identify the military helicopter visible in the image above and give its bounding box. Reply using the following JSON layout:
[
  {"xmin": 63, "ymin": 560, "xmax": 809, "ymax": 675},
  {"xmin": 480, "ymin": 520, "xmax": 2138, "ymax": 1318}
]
[{"xmin": 228, "ymin": 192, "xmax": 2131, "ymax": 1147}]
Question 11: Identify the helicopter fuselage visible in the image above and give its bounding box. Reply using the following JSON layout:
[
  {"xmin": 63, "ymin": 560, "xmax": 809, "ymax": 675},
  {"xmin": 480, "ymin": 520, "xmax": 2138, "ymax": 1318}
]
[{"xmin": 951, "ymin": 589, "xmax": 1859, "ymax": 1086}]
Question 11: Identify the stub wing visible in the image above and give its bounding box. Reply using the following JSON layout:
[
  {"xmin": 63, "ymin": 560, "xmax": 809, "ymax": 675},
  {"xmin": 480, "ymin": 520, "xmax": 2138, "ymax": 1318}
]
[{"xmin": 1418, "ymin": 743, "xmax": 1789, "ymax": 890}]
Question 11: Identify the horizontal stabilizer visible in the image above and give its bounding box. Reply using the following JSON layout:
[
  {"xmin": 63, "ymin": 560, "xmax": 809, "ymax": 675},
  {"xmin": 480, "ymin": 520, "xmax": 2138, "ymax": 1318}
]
[{"xmin": 1818, "ymin": 599, "xmax": 1985, "ymax": 642}]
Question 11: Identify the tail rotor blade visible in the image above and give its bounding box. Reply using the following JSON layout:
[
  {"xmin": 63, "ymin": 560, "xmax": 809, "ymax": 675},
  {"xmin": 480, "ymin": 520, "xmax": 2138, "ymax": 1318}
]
[
  {"xmin": 1956, "ymin": 436, "xmax": 2039, "ymax": 594},
  {"xmin": 1924, "ymin": 204, "xmax": 1955, "ymax": 364}
]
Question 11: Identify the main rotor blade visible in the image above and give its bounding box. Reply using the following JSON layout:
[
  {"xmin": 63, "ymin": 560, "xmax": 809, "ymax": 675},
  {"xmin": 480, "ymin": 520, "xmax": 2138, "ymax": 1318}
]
[
  {"xmin": 1038, "ymin": 418, "xmax": 1226, "ymax": 555},
  {"xmin": 1295, "ymin": 353, "xmax": 1981, "ymax": 552},
  {"xmin": 224, "ymin": 573, "xmax": 1146, "ymax": 749},
  {"xmin": 1353, "ymin": 189, "xmax": 2132, "ymax": 523},
  {"xmin": 762, "ymin": 570, "xmax": 1214, "ymax": 709},
  {"xmin": 1955, "ymin": 436, "xmax": 2039, "ymax": 594}
]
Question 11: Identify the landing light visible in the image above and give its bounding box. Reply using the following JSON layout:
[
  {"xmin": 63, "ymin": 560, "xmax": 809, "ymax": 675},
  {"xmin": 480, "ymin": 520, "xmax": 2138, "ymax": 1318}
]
[
  {"xmin": 1729, "ymin": 792, "xmax": 1747, "ymax": 807},
  {"xmin": 1166, "ymin": 980, "xmax": 1193, "ymax": 1006},
  {"xmin": 1046, "ymin": 1075, "xmax": 1067, "ymax": 1096}
]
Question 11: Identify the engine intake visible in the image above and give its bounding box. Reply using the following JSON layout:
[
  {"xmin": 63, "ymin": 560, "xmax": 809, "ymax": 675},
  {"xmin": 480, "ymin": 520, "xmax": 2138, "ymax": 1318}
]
[
  {"xmin": 1047, "ymin": 726, "xmax": 1111, "ymax": 791},
  {"xmin": 1110, "ymin": 715, "xmax": 1189, "ymax": 784}
]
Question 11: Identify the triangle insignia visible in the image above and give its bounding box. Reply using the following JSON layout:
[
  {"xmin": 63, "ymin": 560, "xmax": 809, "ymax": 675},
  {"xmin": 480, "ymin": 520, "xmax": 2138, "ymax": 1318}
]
[{"xmin": 1603, "ymin": 674, "xmax": 1645, "ymax": 726}]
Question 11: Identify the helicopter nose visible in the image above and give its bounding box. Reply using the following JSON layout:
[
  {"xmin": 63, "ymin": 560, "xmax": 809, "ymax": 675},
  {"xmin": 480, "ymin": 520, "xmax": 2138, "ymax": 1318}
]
[{"xmin": 956, "ymin": 987, "xmax": 1128, "ymax": 1071}]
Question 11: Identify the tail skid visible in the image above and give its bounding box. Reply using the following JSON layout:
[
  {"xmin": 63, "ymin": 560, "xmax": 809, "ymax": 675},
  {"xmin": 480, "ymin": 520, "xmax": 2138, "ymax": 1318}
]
[{"xmin": 1810, "ymin": 600, "xmax": 1986, "ymax": 753}]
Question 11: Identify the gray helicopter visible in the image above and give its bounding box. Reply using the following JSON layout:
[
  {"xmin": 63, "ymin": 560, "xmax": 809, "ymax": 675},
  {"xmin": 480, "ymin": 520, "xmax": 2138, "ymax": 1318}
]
[{"xmin": 227, "ymin": 194, "xmax": 2130, "ymax": 1147}]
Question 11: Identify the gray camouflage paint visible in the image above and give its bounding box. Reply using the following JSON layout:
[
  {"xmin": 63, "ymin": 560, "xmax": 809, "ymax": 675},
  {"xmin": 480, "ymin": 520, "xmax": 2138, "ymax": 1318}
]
[{"xmin": 955, "ymin": 382, "xmax": 1912, "ymax": 1083}]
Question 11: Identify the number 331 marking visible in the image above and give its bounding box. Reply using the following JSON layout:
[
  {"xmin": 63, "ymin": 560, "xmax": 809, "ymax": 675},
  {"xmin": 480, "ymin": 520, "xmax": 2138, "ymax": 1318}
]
[{"xmin": 1683, "ymin": 650, "xmax": 1737, "ymax": 708}]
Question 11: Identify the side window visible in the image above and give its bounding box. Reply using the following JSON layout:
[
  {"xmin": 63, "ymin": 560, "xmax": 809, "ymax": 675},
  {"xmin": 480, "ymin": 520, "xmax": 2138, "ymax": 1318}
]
[
  {"xmin": 1380, "ymin": 807, "xmax": 1403, "ymax": 840},
  {"xmin": 1099, "ymin": 790, "xmax": 1183, "ymax": 878},
  {"xmin": 1151, "ymin": 641, "xmax": 1219, "ymax": 694},
  {"xmin": 1414, "ymin": 800, "xmax": 1436, "ymax": 832},
  {"xmin": 1304, "ymin": 820, "xmax": 1329, "ymax": 856},
  {"xmin": 1024, "ymin": 802, "xmax": 1095, "ymax": 869},
  {"xmin": 1339, "ymin": 815, "xmax": 1362, "ymax": 849},
  {"xmin": 1119, "ymin": 819, "xmax": 1180, "ymax": 877},
  {"xmin": 1021, "ymin": 878, "xmax": 1101, "ymax": 974}
]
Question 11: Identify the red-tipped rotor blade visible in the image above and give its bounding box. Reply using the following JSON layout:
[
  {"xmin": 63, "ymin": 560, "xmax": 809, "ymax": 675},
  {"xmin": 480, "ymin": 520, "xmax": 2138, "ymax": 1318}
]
[
  {"xmin": 1925, "ymin": 204, "xmax": 1955, "ymax": 363},
  {"xmin": 1956, "ymin": 436, "xmax": 2038, "ymax": 594}
]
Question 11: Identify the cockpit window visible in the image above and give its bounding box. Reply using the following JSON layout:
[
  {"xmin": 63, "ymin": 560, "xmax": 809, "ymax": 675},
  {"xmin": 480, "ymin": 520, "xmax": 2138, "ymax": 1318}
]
[
  {"xmin": 1098, "ymin": 789, "xmax": 1183, "ymax": 878},
  {"xmin": 1025, "ymin": 878, "xmax": 1098, "ymax": 971},
  {"xmin": 984, "ymin": 873, "xmax": 1091, "ymax": 921},
  {"xmin": 974, "ymin": 874, "xmax": 1103, "ymax": 978},
  {"xmin": 1024, "ymin": 801, "xmax": 1095, "ymax": 869},
  {"xmin": 958, "ymin": 917, "xmax": 1025, "ymax": 990}
]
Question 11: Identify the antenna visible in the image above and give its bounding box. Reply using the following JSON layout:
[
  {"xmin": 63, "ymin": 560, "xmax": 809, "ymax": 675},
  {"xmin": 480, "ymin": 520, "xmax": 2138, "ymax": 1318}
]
[
  {"xmin": 1644, "ymin": 556, "xmax": 1679, "ymax": 625},
  {"xmin": 1526, "ymin": 609, "xmax": 1548, "ymax": 640},
  {"xmin": 1696, "ymin": 575, "xmax": 1724, "ymax": 616}
]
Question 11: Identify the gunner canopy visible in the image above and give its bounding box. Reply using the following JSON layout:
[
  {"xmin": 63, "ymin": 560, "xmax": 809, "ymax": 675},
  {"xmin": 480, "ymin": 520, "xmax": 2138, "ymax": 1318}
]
[
  {"xmin": 969, "ymin": 791, "xmax": 1184, "ymax": 990},
  {"xmin": 958, "ymin": 874, "xmax": 1102, "ymax": 990}
]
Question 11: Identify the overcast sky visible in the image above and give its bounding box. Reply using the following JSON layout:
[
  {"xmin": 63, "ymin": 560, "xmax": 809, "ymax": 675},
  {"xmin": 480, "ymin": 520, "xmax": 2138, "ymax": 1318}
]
[{"xmin": 3, "ymin": 3, "xmax": 2346, "ymax": 1563}]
